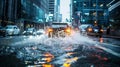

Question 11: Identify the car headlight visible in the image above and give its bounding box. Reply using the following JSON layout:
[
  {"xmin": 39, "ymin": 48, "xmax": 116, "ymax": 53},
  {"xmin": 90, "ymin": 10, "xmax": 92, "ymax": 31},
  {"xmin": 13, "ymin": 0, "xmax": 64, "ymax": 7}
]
[{"xmin": 100, "ymin": 29, "xmax": 104, "ymax": 32}]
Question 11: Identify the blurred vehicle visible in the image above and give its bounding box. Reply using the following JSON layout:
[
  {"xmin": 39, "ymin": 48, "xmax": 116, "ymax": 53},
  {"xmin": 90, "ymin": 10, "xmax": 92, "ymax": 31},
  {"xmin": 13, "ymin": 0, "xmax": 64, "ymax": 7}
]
[
  {"xmin": 46, "ymin": 23, "xmax": 72, "ymax": 37},
  {"xmin": 5, "ymin": 25, "xmax": 20, "ymax": 35},
  {"xmin": 0, "ymin": 26, "xmax": 7, "ymax": 37},
  {"xmin": 23, "ymin": 28, "xmax": 36, "ymax": 36},
  {"xmin": 87, "ymin": 26, "xmax": 103, "ymax": 36},
  {"xmin": 93, "ymin": 26, "xmax": 99, "ymax": 33},
  {"xmin": 36, "ymin": 29, "xmax": 45, "ymax": 35},
  {"xmin": 79, "ymin": 24, "xmax": 93, "ymax": 35}
]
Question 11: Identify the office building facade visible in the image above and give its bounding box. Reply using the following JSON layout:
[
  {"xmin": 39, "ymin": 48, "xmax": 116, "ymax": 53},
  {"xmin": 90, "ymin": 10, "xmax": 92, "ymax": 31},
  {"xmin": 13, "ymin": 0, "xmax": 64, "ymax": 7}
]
[
  {"xmin": 48, "ymin": 0, "xmax": 60, "ymax": 22},
  {"xmin": 108, "ymin": 0, "xmax": 120, "ymax": 28},
  {"xmin": 72, "ymin": 0, "xmax": 112, "ymax": 26},
  {"xmin": 0, "ymin": 0, "xmax": 49, "ymax": 31}
]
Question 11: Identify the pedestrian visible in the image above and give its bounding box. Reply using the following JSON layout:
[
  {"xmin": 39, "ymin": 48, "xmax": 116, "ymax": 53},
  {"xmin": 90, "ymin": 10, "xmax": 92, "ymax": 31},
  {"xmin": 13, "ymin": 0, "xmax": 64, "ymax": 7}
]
[
  {"xmin": 106, "ymin": 26, "xmax": 110, "ymax": 35},
  {"xmin": 98, "ymin": 25, "xmax": 103, "ymax": 37}
]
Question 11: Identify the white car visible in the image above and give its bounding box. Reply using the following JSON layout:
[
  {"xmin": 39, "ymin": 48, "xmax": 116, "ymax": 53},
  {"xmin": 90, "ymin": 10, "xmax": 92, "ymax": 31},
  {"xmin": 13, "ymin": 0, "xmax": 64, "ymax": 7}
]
[
  {"xmin": 5, "ymin": 25, "xmax": 20, "ymax": 35},
  {"xmin": 23, "ymin": 28, "xmax": 36, "ymax": 36},
  {"xmin": 36, "ymin": 29, "xmax": 45, "ymax": 35}
]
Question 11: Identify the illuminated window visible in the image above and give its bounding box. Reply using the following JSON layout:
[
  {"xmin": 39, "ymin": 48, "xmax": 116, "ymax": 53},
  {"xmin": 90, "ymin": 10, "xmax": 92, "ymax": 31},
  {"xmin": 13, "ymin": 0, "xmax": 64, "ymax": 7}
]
[
  {"xmin": 93, "ymin": 12, "xmax": 96, "ymax": 16},
  {"xmin": 83, "ymin": 3, "xmax": 86, "ymax": 7},
  {"xmin": 100, "ymin": 4, "xmax": 103, "ymax": 7},
  {"xmin": 74, "ymin": 1, "xmax": 77, "ymax": 3},
  {"xmin": 93, "ymin": 3, "xmax": 96, "ymax": 7}
]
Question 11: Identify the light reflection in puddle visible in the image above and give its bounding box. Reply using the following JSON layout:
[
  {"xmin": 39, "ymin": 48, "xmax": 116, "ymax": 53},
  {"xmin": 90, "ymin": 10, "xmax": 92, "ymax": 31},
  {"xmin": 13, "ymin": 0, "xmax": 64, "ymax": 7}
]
[
  {"xmin": 42, "ymin": 64, "xmax": 54, "ymax": 67},
  {"xmin": 99, "ymin": 37, "xmax": 104, "ymax": 43},
  {"xmin": 26, "ymin": 52, "xmax": 55, "ymax": 67},
  {"xmin": 63, "ymin": 63, "xmax": 70, "ymax": 67},
  {"xmin": 63, "ymin": 57, "xmax": 79, "ymax": 67},
  {"xmin": 10, "ymin": 31, "xmax": 109, "ymax": 67},
  {"xmin": 43, "ymin": 52, "xmax": 54, "ymax": 62},
  {"xmin": 66, "ymin": 52, "xmax": 75, "ymax": 56}
]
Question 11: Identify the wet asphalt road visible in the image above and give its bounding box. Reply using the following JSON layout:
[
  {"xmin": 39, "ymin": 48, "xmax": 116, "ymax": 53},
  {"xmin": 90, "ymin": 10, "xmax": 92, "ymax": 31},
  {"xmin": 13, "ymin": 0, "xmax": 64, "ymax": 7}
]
[{"xmin": 0, "ymin": 34, "xmax": 120, "ymax": 67}]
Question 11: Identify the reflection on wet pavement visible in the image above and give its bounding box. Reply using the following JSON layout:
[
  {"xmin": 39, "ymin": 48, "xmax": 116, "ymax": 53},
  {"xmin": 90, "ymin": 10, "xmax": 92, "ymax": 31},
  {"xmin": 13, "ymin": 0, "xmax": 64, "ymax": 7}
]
[
  {"xmin": 0, "ymin": 43, "xmax": 120, "ymax": 67},
  {"xmin": 0, "ymin": 34, "xmax": 120, "ymax": 67}
]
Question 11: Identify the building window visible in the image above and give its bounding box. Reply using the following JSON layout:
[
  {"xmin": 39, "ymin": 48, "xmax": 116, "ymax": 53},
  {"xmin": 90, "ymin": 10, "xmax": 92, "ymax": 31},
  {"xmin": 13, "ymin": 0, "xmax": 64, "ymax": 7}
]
[
  {"xmin": 93, "ymin": 3, "xmax": 96, "ymax": 7},
  {"xmin": 100, "ymin": 4, "xmax": 104, "ymax": 7}
]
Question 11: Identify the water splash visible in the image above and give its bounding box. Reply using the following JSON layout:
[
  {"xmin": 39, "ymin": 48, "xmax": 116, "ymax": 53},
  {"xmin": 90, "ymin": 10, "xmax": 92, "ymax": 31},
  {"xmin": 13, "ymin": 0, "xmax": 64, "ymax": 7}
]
[
  {"xmin": 9, "ymin": 31, "xmax": 98, "ymax": 54},
  {"xmin": 6, "ymin": 31, "xmax": 100, "ymax": 63}
]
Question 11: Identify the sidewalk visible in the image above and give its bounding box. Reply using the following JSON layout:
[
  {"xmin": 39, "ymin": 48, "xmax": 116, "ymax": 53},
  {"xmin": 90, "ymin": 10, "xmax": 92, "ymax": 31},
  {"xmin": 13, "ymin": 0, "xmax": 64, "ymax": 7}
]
[
  {"xmin": 102, "ymin": 30, "xmax": 120, "ymax": 39},
  {"xmin": 103, "ymin": 35, "xmax": 120, "ymax": 39}
]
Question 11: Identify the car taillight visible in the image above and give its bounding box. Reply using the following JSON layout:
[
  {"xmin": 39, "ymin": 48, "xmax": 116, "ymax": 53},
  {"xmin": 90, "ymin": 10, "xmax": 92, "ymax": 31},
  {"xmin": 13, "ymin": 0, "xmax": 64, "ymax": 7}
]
[
  {"xmin": 65, "ymin": 27, "xmax": 71, "ymax": 34},
  {"xmin": 100, "ymin": 29, "xmax": 103, "ymax": 32},
  {"xmin": 66, "ymin": 28, "xmax": 71, "ymax": 33},
  {"xmin": 48, "ymin": 28, "xmax": 53, "ymax": 32},
  {"xmin": 45, "ymin": 28, "xmax": 53, "ymax": 34},
  {"xmin": 88, "ymin": 28, "xmax": 92, "ymax": 32}
]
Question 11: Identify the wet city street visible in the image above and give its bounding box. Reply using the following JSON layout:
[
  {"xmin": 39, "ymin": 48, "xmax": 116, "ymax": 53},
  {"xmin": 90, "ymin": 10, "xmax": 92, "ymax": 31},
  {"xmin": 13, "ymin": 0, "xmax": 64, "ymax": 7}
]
[
  {"xmin": 0, "ymin": 32, "xmax": 120, "ymax": 67},
  {"xmin": 0, "ymin": 0, "xmax": 120, "ymax": 67}
]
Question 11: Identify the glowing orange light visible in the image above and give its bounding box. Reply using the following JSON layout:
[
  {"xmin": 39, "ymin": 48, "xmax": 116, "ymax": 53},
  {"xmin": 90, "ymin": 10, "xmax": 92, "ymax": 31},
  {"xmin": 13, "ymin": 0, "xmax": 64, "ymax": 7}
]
[
  {"xmin": 65, "ymin": 57, "xmax": 78, "ymax": 65},
  {"xmin": 88, "ymin": 28, "xmax": 92, "ymax": 32},
  {"xmin": 67, "ymin": 52, "xmax": 74, "ymax": 56},
  {"xmin": 45, "ymin": 28, "xmax": 53, "ymax": 34},
  {"xmin": 44, "ymin": 57, "xmax": 52, "ymax": 62},
  {"xmin": 65, "ymin": 28, "xmax": 71, "ymax": 33},
  {"xmin": 44, "ymin": 52, "xmax": 54, "ymax": 62},
  {"xmin": 43, "ymin": 64, "xmax": 54, "ymax": 67},
  {"xmin": 63, "ymin": 63, "xmax": 70, "ymax": 67},
  {"xmin": 44, "ymin": 52, "xmax": 54, "ymax": 58},
  {"xmin": 100, "ymin": 29, "xmax": 104, "ymax": 32},
  {"xmin": 48, "ymin": 28, "xmax": 53, "ymax": 32}
]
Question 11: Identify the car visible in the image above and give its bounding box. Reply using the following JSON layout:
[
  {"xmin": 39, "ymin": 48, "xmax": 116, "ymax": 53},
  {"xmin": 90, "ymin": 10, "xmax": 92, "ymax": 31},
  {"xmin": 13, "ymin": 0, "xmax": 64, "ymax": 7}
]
[
  {"xmin": 79, "ymin": 24, "xmax": 93, "ymax": 35},
  {"xmin": 0, "ymin": 26, "xmax": 7, "ymax": 37},
  {"xmin": 5, "ymin": 25, "xmax": 20, "ymax": 35},
  {"xmin": 45, "ymin": 23, "xmax": 72, "ymax": 37},
  {"xmin": 23, "ymin": 28, "xmax": 36, "ymax": 36},
  {"xmin": 36, "ymin": 29, "xmax": 45, "ymax": 35},
  {"xmin": 87, "ymin": 26, "xmax": 103, "ymax": 36}
]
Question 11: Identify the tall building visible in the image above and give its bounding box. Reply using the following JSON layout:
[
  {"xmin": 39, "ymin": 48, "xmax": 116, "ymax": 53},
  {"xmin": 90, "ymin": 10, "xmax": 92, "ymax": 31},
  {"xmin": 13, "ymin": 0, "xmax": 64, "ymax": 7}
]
[
  {"xmin": 48, "ymin": 0, "xmax": 55, "ymax": 22},
  {"xmin": 54, "ymin": 0, "xmax": 60, "ymax": 22},
  {"xmin": 48, "ymin": 0, "xmax": 60, "ymax": 22},
  {"xmin": 49, "ymin": 0, "xmax": 55, "ymax": 14},
  {"xmin": 0, "ymin": 0, "xmax": 49, "ymax": 30},
  {"xmin": 72, "ymin": 0, "xmax": 112, "ymax": 26},
  {"xmin": 0, "ymin": 0, "xmax": 18, "ymax": 27},
  {"xmin": 108, "ymin": 0, "xmax": 120, "ymax": 27},
  {"xmin": 70, "ymin": 0, "xmax": 73, "ymax": 22}
]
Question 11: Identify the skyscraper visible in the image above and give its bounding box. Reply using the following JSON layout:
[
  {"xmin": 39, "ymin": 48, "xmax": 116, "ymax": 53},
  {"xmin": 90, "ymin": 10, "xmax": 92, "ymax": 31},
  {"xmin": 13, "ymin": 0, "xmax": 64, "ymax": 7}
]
[
  {"xmin": 0, "ymin": 0, "xmax": 49, "ymax": 31},
  {"xmin": 72, "ymin": 0, "xmax": 112, "ymax": 26},
  {"xmin": 48, "ymin": 0, "xmax": 60, "ymax": 22},
  {"xmin": 108, "ymin": 0, "xmax": 120, "ymax": 29}
]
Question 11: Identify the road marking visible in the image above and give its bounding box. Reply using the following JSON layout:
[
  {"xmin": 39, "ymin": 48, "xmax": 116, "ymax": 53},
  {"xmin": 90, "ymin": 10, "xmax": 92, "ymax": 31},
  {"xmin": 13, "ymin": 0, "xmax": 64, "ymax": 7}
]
[{"xmin": 95, "ymin": 44, "xmax": 120, "ymax": 57}]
